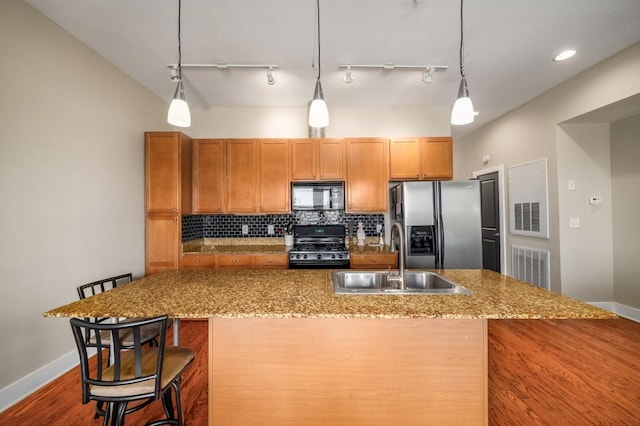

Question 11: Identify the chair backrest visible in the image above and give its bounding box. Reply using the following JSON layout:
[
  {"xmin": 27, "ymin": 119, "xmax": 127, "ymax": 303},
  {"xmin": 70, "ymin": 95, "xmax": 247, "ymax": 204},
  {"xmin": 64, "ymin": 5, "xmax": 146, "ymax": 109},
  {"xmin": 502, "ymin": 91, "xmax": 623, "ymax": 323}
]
[
  {"xmin": 77, "ymin": 273, "xmax": 133, "ymax": 300},
  {"xmin": 70, "ymin": 315, "xmax": 169, "ymax": 404}
]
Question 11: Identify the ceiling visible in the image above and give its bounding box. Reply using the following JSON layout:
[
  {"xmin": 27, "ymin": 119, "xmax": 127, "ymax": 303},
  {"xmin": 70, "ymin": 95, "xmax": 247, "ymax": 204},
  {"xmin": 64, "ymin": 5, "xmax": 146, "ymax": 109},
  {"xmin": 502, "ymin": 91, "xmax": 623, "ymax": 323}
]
[{"xmin": 25, "ymin": 0, "xmax": 640, "ymax": 136}]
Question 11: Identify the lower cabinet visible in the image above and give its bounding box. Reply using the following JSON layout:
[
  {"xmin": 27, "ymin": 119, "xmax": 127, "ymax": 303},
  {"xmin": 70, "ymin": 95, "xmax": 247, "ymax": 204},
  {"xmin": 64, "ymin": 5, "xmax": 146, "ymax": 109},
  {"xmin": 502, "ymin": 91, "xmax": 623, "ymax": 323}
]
[
  {"xmin": 350, "ymin": 252, "xmax": 398, "ymax": 269},
  {"xmin": 180, "ymin": 253, "xmax": 288, "ymax": 270},
  {"xmin": 146, "ymin": 214, "xmax": 180, "ymax": 275}
]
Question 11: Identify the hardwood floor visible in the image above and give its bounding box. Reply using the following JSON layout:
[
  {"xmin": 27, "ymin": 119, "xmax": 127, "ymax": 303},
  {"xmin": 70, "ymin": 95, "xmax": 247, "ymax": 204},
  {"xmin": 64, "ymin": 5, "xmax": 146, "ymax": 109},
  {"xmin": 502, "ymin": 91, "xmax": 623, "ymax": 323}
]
[{"xmin": 1, "ymin": 318, "xmax": 639, "ymax": 425}]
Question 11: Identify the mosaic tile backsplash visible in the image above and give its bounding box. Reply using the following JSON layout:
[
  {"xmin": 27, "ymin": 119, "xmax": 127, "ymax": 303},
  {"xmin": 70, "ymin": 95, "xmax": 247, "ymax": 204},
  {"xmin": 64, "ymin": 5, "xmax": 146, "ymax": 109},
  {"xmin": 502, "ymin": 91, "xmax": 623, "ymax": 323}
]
[{"xmin": 182, "ymin": 212, "xmax": 385, "ymax": 242}]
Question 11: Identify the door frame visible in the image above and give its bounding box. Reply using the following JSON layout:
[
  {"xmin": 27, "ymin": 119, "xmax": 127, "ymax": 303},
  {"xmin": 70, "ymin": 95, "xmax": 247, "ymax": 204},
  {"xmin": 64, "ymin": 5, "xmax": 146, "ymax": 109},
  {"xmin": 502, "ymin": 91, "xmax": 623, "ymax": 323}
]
[{"xmin": 473, "ymin": 165, "xmax": 508, "ymax": 275}]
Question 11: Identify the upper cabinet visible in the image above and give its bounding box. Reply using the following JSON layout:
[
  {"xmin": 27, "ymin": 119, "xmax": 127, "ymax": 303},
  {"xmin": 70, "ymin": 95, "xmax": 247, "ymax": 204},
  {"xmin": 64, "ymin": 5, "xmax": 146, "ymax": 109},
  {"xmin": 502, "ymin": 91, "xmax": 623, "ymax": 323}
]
[
  {"xmin": 225, "ymin": 140, "xmax": 259, "ymax": 213},
  {"xmin": 259, "ymin": 139, "xmax": 290, "ymax": 213},
  {"xmin": 145, "ymin": 132, "xmax": 193, "ymax": 214},
  {"xmin": 345, "ymin": 138, "xmax": 389, "ymax": 213},
  {"xmin": 290, "ymin": 138, "xmax": 343, "ymax": 181},
  {"xmin": 193, "ymin": 139, "xmax": 224, "ymax": 213},
  {"xmin": 389, "ymin": 137, "xmax": 453, "ymax": 180}
]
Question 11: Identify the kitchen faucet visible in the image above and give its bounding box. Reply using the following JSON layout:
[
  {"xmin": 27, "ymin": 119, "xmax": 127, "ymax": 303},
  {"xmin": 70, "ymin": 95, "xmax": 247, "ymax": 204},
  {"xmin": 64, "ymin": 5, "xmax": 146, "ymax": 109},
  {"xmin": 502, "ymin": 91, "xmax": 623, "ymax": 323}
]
[{"xmin": 388, "ymin": 222, "xmax": 405, "ymax": 290}]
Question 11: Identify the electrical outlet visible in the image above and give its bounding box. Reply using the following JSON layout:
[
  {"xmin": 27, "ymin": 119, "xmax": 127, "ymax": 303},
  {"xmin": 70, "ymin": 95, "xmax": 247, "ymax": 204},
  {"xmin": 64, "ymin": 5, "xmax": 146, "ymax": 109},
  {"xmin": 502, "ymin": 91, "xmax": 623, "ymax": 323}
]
[
  {"xmin": 589, "ymin": 196, "xmax": 602, "ymax": 205},
  {"xmin": 242, "ymin": 224, "xmax": 249, "ymax": 235},
  {"xmin": 267, "ymin": 224, "xmax": 275, "ymax": 235},
  {"xmin": 376, "ymin": 224, "xmax": 382, "ymax": 233}
]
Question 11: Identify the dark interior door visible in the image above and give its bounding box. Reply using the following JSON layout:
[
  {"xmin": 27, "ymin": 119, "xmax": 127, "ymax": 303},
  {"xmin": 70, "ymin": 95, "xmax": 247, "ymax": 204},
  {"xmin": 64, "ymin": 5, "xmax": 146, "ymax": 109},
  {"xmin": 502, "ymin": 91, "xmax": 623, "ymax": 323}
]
[{"xmin": 478, "ymin": 172, "xmax": 501, "ymax": 272}]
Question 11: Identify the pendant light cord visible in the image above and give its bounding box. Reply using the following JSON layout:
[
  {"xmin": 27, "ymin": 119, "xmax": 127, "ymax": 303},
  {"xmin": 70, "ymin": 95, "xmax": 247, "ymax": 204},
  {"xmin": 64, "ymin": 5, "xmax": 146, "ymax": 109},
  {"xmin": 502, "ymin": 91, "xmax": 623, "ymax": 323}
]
[
  {"xmin": 459, "ymin": 0, "xmax": 465, "ymax": 79},
  {"xmin": 316, "ymin": 0, "xmax": 321, "ymax": 80},
  {"xmin": 178, "ymin": 0, "xmax": 183, "ymax": 80}
]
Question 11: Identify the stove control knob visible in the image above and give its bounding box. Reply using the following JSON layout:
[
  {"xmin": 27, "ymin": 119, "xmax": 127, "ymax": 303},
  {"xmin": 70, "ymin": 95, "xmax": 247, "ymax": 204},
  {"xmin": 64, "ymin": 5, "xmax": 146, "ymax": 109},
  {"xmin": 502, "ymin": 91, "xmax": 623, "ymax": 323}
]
[
  {"xmin": 296, "ymin": 254, "xmax": 301, "ymax": 259},
  {"xmin": 317, "ymin": 254, "xmax": 322, "ymax": 260},
  {"xmin": 331, "ymin": 254, "xmax": 336, "ymax": 259},
  {"xmin": 338, "ymin": 254, "xmax": 343, "ymax": 259}
]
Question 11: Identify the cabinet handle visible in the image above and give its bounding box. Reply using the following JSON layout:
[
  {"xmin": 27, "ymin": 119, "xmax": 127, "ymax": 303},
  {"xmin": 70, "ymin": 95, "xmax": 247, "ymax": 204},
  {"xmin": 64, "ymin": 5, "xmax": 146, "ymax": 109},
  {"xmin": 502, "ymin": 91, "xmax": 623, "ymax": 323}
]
[
  {"xmin": 232, "ymin": 259, "xmax": 237, "ymax": 264},
  {"xmin": 173, "ymin": 218, "xmax": 177, "ymax": 222},
  {"xmin": 268, "ymin": 259, "xmax": 273, "ymax": 263},
  {"xmin": 172, "ymin": 208, "xmax": 177, "ymax": 212},
  {"xmin": 195, "ymin": 259, "xmax": 200, "ymax": 264},
  {"xmin": 372, "ymin": 259, "xmax": 377, "ymax": 263}
]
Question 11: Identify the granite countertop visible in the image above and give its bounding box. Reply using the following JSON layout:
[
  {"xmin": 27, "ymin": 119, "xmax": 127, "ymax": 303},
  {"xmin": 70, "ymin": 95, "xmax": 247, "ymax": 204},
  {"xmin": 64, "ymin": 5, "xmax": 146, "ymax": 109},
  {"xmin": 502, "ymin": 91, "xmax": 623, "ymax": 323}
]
[
  {"xmin": 182, "ymin": 238, "xmax": 290, "ymax": 254},
  {"xmin": 44, "ymin": 269, "xmax": 617, "ymax": 320}
]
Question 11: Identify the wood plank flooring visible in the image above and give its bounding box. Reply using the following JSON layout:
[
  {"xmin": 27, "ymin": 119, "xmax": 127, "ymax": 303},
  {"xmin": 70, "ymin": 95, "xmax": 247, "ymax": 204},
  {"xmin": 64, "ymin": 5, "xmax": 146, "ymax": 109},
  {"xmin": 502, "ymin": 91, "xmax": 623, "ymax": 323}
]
[{"xmin": 1, "ymin": 318, "xmax": 639, "ymax": 425}]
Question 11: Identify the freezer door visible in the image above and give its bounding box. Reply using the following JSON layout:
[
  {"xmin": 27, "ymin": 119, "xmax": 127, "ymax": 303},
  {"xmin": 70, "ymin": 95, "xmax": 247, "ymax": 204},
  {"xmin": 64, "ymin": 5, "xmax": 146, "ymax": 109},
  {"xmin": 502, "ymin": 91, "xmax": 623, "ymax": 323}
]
[
  {"xmin": 437, "ymin": 181, "xmax": 482, "ymax": 268},
  {"xmin": 402, "ymin": 182, "xmax": 436, "ymax": 268}
]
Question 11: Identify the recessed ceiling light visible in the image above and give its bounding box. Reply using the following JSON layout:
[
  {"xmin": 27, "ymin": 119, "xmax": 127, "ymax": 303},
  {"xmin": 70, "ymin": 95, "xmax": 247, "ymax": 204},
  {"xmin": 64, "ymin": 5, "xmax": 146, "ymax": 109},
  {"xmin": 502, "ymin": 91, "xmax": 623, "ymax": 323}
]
[{"xmin": 553, "ymin": 49, "xmax": 577, "ymax": 62}]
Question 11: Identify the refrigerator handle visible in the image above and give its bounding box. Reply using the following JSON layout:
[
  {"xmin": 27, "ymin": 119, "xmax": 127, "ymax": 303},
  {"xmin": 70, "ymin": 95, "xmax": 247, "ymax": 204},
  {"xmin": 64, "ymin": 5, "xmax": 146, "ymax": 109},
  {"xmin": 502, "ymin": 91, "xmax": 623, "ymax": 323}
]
[
  {"xmin": 434, "ymin": 182, "xmax": 444, "ymax": 269},
  {"xmin": 439, "ymin": 213, "xmax": 445, "ymax": 268}
]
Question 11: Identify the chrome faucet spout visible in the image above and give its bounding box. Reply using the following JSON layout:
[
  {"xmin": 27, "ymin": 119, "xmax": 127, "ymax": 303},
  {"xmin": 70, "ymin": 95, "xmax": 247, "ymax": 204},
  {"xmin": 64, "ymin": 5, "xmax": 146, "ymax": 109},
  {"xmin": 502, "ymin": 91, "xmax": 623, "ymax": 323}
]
[{"xmin": 389, "ymin": 222, "xmax": 406, "ymax": 290}]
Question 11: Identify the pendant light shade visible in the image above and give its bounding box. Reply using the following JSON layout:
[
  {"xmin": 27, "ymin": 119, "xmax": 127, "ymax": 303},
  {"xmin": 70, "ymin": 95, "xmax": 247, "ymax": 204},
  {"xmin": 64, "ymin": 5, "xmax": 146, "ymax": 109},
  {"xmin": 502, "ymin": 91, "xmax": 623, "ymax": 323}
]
[
  {"xmin": 308, "ymin": 0, "xmax": 329, "ymax": 129},
  {"xmin": 309, "ymin": 79, "xmax": 329, "ymax": 128},
  {"xmin": 167, "ymin": 0, "xmax": 191, "ymax": 128},
  {"xmin": 451, "ymin": 77, "xmax": 474, "ymax": 125},
  {"xmin": 451, "ymin": 0, "xmax": 474, "ymax": 126},
  {"xmin": 168, "ymin": 80, "xmax": 191, "ymax": 127}
]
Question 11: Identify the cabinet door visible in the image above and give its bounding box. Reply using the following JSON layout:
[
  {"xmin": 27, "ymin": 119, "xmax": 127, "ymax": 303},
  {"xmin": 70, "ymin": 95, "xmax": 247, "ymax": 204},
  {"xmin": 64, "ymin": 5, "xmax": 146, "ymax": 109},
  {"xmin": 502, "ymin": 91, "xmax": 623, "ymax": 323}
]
[
  {"xmin": 389, "ymin": 138, "xmax": 421, "ymax": 180},
  {"xmin": 421, "ymin": 137, "xmax": 453, "ymax": 180},
  {"xmin": 225, "ymin": 140, "xmax": 258, "ymax": 213},
  {"xmin": 145, "ymin": 214, "xmax": 179, "ymax": 275},
  {"xmin": 290, "ymin": 139, "xmax": 316, "ymax": 180},
  {"xmin": 253, "ymin": 254, "xmax": 288, "ymax": 269},
  {"xmin": 350, "ymin": 252, "xmax": 398, "ymax": 269},
  {"xmin": 318, "ymin": 139, "xmax": 344, "ymax": 180},
  {"xmin": 259, "ymin": 140, "xmax": 290, "ymax": 213},
  {"xmin": 193, "ymin": 139, "xmax": 224, "ymax": 213},
  {"xmin": 345, "ymin": 138, "xmax": 389, "ymax": 212},
  {"xmin": 146, "ymin": 133, "xmax": 180, "ymax": 213},
  {"xmin": 216, "ymin": 254, "xmax": 253, "ymax": 269}
]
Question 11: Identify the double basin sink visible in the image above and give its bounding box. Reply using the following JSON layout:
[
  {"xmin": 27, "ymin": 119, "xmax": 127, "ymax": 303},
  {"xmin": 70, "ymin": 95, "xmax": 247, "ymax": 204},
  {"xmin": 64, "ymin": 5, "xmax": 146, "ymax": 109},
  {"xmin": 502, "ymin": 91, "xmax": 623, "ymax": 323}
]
[{"xmin": 333, "ymin": 270, "xmax": 472, "ymax": 295}]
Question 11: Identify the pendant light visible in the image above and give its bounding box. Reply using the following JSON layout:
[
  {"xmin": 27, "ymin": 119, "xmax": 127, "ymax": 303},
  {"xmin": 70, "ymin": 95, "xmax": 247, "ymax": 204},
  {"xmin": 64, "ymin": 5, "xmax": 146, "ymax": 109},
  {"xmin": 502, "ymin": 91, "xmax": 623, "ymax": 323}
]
[
  {"xmin": 167, "ymin": 0, "xmax": 191, "ymax": 128},
  {"xmin": 308, "ymin": 0, "xmax": 329, "ymax": 128},
  {"xmin": 451, "ymin": 0, "xmax": 474, "ymax": 126}
]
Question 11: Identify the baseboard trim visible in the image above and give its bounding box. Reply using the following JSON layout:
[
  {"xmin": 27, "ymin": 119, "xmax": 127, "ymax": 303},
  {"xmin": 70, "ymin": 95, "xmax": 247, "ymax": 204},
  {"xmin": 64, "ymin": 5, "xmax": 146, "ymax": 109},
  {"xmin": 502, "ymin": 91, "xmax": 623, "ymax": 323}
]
[
  {"xmin": 589, "ymin": 302, "xmax": 640, "ymax": 322},
  {"xmin": 0, "ymin": 348, "xmax": 91, "ymax": 413}
]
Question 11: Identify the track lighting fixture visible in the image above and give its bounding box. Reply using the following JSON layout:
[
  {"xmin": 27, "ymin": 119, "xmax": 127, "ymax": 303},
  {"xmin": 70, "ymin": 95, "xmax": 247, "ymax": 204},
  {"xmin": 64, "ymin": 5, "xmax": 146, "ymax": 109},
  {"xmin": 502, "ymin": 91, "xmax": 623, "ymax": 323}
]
[
  {"xmin": 266, "ymin": 67, "xmax": 276, "ymax": 85},
  {"xmin": 167, "ymin": 0, "xmax": 191, "ymax": 128},
  {"xmin": 167, "ymin": 63, "xmax": 280, "ymax": 85},
  {"xmin": 451, "ymin": 0, "xmax": 475, "ymax": 126},
  {"xmin": 337, "ymin": 64, "xmax": 447, "ymax": 84}
]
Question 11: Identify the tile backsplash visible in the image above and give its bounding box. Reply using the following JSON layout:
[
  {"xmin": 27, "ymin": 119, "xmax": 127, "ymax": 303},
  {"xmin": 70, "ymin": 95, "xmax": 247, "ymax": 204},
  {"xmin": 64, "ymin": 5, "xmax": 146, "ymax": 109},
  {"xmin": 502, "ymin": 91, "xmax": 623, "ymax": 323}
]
[{"xmin": 182, "ymin": 212, "xmax": 385, "ymax": 242}]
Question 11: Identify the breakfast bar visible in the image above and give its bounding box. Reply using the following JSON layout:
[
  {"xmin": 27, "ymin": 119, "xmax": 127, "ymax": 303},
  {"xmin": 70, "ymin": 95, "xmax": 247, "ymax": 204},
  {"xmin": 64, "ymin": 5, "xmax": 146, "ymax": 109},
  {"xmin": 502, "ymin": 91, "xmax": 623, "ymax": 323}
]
[{"xmin": 44, "ymin": 269, "xmax": 616, "ymax": 425}]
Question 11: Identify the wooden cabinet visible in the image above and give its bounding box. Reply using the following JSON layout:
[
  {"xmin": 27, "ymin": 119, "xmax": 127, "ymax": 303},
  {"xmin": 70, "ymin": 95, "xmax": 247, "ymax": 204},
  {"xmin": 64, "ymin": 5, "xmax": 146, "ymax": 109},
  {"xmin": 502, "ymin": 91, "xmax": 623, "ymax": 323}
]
[
  {"xmin": 421, "ymin": 137, "xmax": 453, "ymax": 179},
  {"xmin": 345, "ymin": 138, "xmax": 389, "ymax": 212},
  {"xmin": 193, "ymin": 139, "xmax": 224, "ymax": 213},
  {"xmin": 253, "ymin": 253, "xmax": 288, "ymax": 269},
  {"xmin": 259, "ymin": 140, "xmax": 290, "ymax": 213},
  {"xmin": 389, "ymin": 137, "xmax": 453, "ymax": 180},
  {"xmin": 290, "ymin": 139, "xmax": 343, "ymax": 181},
  {"xmin": 145, "ymin": 214, "xmax": 180, "ymax": 275},
  {"xmin": 145, "ymin": 132, "xmax": 192, "ymax": 275},
  {"xmin": 180, "ymin": 254, "xmax": 217, "ymax": 269},
  {"xmin": 216, "ymin": 254, "xmax": 253, "ymax": 269},
  {"xmin": 225, "ymin": 140, "xmax": 259, "ymax": 213},
  {"xmin": 350, "ymin": 252, "xmax": 398, "ymax": 269}
]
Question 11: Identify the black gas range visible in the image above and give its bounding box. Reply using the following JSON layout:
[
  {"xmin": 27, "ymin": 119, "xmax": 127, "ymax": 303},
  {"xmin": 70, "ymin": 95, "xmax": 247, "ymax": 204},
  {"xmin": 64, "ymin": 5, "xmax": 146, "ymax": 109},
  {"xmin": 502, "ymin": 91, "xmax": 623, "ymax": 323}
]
[{"xmin": 288, "ymin": 225, "xmax": 350, "ymax": 269}]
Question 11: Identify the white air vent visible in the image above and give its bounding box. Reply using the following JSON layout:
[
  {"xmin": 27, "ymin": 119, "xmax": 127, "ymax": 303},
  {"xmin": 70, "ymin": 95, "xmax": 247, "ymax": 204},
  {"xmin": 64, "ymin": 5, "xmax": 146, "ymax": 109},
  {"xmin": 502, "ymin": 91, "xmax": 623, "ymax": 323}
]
[{"xmin": 511, "ymin": 245, "xmax": 550, "ymax": 290}]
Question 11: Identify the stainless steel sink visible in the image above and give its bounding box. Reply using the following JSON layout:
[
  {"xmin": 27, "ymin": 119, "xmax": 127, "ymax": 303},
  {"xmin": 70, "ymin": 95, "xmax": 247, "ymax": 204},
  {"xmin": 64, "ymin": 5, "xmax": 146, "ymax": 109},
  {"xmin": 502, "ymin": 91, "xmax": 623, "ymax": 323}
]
[{"xmin": 332, "ymin": 271, "xmax": 472, "ymax": 295}]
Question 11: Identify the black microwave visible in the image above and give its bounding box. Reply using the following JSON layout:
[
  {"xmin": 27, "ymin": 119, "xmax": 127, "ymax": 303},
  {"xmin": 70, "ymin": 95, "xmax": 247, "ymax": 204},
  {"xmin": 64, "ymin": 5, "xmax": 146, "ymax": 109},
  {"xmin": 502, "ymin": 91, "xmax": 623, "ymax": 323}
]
[{"xmin": 291, "ymin": 182, "xmax": 345, "ymax": 211}]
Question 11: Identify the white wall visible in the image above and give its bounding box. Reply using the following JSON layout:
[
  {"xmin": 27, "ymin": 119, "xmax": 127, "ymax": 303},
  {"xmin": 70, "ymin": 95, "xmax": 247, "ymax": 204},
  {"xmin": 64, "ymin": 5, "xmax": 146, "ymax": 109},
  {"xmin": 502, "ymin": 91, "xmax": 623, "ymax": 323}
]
[
  {"xmin": 610, "ymin": 114, "xmax": 640, "ymax": 308},
  {"xmin": 556, "ymin": 124, "xmax": 614, "ymax": 301},
  {"xmin": 456, "ymin": 43, "xmax": 640, "ymax": 298},
  {"xmin": 0, "ymin": 0, "xmax": 167, "ymax": 398},
  {"xmin": 187, "ymin": 105, "xmax": 451, "ymax": 138}
]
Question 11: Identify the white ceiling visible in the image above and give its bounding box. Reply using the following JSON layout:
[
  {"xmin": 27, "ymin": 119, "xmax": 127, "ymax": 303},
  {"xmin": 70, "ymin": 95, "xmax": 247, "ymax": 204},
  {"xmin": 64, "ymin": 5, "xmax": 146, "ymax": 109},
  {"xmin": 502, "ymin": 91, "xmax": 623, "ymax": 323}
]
[{"xmin": 25, "ymin": 0, "xmax": 640, "ymax": 136}]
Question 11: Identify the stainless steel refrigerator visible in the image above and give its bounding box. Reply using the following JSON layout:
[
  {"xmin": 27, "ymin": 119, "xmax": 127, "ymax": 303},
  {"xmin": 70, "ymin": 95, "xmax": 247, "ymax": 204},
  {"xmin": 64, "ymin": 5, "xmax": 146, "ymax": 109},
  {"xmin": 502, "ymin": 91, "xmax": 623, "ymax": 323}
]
[{"xmin": 390, "ymin": 181, "xmax": 482, "ymax": 269}]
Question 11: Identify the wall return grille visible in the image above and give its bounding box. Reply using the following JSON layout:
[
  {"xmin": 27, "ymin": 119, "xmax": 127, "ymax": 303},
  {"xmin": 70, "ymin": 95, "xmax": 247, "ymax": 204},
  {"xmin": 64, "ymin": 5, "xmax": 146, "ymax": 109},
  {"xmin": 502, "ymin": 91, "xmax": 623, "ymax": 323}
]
[{"xmin": 511, "ymin": 245, "xmax": 550, "ymax": 290}]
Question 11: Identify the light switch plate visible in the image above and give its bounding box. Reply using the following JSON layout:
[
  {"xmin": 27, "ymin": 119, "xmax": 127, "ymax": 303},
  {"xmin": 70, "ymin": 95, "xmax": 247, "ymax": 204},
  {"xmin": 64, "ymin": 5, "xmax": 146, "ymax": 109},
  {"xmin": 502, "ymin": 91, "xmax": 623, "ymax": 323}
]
[
  {"xmin": 589, "ymin": 196, "xmax": 602, "ymax": 205},
  {"xmin": 569, "ymin": 217, "xmax": 580, "ymax": 228},
  {"xmin": 568, "ymin": 180, "xmax": 576, "ymax": 191},
  {"xmin": 242, "ymin": 224, "xmax": 249, "ymax": 235}
]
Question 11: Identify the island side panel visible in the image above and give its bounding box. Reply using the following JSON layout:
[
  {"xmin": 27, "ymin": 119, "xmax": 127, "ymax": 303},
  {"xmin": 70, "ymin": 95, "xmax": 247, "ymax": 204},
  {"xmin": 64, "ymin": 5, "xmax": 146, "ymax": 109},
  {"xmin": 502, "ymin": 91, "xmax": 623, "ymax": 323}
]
[{"xmin": 208, "ymin": 317, "xmax": 487, "ymax": 425}]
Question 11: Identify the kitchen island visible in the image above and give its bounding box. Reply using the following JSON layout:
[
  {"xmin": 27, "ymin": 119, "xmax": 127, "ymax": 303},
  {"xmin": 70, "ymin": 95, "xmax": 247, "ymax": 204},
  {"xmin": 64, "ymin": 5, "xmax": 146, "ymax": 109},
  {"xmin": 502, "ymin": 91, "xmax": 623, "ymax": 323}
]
[{"xmin": 45, "ymin": 269, "xmax": 616, "ymax": 425}]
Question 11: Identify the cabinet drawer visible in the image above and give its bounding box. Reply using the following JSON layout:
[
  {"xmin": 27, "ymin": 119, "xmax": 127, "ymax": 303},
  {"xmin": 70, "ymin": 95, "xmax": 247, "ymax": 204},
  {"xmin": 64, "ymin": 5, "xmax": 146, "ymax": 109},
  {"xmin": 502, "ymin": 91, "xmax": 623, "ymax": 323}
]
[
  {"xmin": 350, "ymin": 253, "xmax": 398, "ymax": 269},
  {"xmin": 180, "ymin": 255, "xmax": 216, "ymax": 268},
  {"xmin": 253, "ymin": 254, "xmax": 288, "ymax": 268},
  {"xmin": 216, "ymin": 254, "xmax": 253, "ymax": 268}
]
